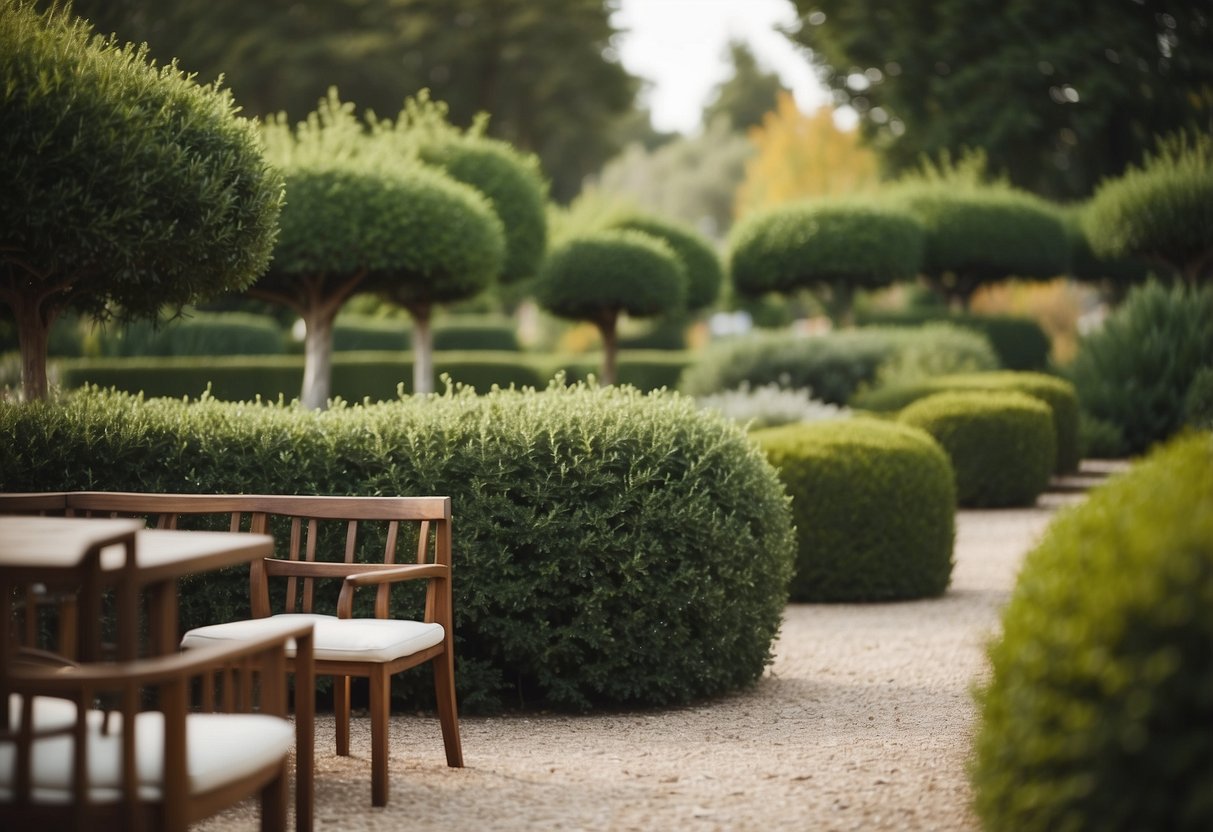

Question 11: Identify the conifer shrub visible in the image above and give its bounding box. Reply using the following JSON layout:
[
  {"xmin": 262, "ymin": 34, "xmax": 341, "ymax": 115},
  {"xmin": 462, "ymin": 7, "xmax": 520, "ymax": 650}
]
[
  {"xmin": 754, "ymin": 419, "xmax": 955, "ymax": 601},
  {"xmin": 0, "ymin": 383, "xmax": 795, "ymax": 712},
  {"xmin": 972, "ymin": 432, "xmax": 1213, "ymax": 831},
  {"xmin": 898, "ymin": 391, "xmax": 1055, "ymax": 507}
]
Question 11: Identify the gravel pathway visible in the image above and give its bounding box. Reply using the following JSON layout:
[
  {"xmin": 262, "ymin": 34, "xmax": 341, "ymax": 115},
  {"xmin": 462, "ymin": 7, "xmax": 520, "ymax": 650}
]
[{"xmin": 200, "ymin": 463, "xmax": 1124, "ymax": 831}]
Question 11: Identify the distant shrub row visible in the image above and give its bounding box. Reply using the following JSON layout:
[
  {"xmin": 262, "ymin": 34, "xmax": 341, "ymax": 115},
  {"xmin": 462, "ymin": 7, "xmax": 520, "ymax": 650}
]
[
  {"xmin": 0, "ymin": 384, "xmax": 795, "ymax": 713},
  {"xmin": 855, "ymin": 309, "xmax": 1051, "ymax": 371}
]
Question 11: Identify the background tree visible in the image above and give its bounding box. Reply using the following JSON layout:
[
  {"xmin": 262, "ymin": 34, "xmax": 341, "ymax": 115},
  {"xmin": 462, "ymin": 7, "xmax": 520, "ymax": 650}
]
[
  {"xmin": 254, "ymin": 93, "xmax": 504, "ymax": 407},
  {"xmin": 591, "ymin": 117, "xmax": 754, "ymax": 240},
  {"xmin": 787, "ymin": 0, "xmax": 1213, "ymax": 198},
  {"xmin": 1084, "ymin": 130, "xmax": 1213, "ymax": 285},
  {"xmin": 728, "ymin": 198, "xmax": 924, "ymax": 325},
  {"xmin": 734, "ymin": 92, "xmax": 880, "ymax": 219},
  {"xmin": 610, "ymin": 215, "xmax": 724, "ymax": 314},
  {"xmin": 0, "ymin": 0, "xmax": 282, "ymax": 400},
  {"xmin": 702, "ymin": 40, "xmax": 788, "ymax": 133},
  {"xmin": 59, "ymin": 0, "xmax": 639, "ymax": 202},
  {"xmin": 535, "ymin": 231, "xmax": 685, "ymax": 385}
]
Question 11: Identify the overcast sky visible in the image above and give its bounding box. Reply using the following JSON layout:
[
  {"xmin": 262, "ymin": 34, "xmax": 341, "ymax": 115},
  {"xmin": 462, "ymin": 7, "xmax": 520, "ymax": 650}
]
[{"xmin": 611, "ymin": 0, "xmax": 831, "ymax": 134}]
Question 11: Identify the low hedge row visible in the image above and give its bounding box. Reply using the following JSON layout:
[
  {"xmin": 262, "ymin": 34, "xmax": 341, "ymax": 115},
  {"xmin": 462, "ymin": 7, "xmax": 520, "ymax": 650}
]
[
  {"xmin": 853, "ymin": 371, "xmax": 1080, "ymax": 473},
  {"xmin": 53, "ymin": 350, "xmax": 695, "ymax": 401},
  {"xmin": 0, "ymin": 384, "xmax": 795, "ymax": 713},
  {"xmin": 855, "ymin": 309, "xmax": 1051, "ymax": 371},
  {"xmin": 898, "ymin": 391, "xmax": 1056, "ymax": 507},
  {"xmin": 754, "ymin": 419, "xmax": 955, "ymax": 602},
  {"xmin": 973, "ymin": 431, "xmax": 1213, "ymax": 830}
]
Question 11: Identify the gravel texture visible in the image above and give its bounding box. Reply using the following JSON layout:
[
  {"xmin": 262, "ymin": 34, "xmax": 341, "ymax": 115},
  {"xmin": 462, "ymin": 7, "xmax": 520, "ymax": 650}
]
[{"xmin": 199, "ymin": 462, "xmax": 1125, "ymax": 831}]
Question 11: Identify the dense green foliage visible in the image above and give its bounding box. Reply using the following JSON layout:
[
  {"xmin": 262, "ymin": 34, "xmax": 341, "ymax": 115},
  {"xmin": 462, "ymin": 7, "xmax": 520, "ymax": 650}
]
[
  {"xmin": 97, "ymin": 313, "xmax": 285, "ymax": 357},
  {"xmin": 1084, "ymin": 131, "xmax": 1213, "ymax": 283},
  {"xmin": 853, "ymin": 371, "xmax": 1081, "ymax": 473},
  {"xmin": 0, "ymin": 384, "xmax": 795, "ymax": 712},
  {"xmin": 898, "ymin": 390, "xmax": 1055, "ymax": 507},
  {"xmin": 678, "ymin": 326, "xmax": 997, "ymax": 405},
  {"xmin": 1067, "ymin": 281, "xmax": 1213, "ymax": 455},
  {"xmin": 611, "ymin": 214, "xmax": 723, "ymax": 311},
  {"xmin": 754, "ymin": 419, "xmax": 954, "ymax": 601},
  {"xmin": 433, "ymin": 316, "xmax": 521, "ymax": 352},
  {"xmin": 1185, "ymin": 368, "xmax": 1213, "ymax": 432},
  {"xmin": 728, "ymin": 198, "xmax": 923, "ymax": 321},
  {"xmin": 855, "ymin": 309, "xmax": 1051, "ymax": 371},
  {"xmin": 973, "ymin": 432, "xmax": 1213, "ymax": 831},
  {"xmin": 891, "ymin": 181, "xmax": 1070, "ymax": 306},
  {"xmin": 333, "ymin": 315, "xmax": 411, "ymax": 352},
  {"xmin": 788, "ymin": 0, "xmax": 1213, "ymax": 199},
  {"xmin": 1, "ymin": 0, "xmax": 283, "ymax": 398}
]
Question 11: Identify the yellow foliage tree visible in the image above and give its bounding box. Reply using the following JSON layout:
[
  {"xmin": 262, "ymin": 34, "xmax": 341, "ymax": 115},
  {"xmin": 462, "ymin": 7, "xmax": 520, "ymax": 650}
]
[{"xmin": 735, "ymin": 92, "xmax": 879, "ymax": 219}]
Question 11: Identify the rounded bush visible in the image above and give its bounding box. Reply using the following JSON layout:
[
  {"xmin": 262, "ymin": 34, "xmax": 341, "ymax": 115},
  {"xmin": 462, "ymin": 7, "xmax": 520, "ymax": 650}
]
[
  {"xmin": 0, "ymin": 383, "xmax": 795, "ymax": 713},
  {"xmin": 898, "ymin": 390, "xmax": 1055, "ymax": 507},
  {"xmin": 753, "ymin": 418, "xmax": 955, "ymax": 601},
  {"xmin": 613, "ymin": 214, "xmax": 724, "ymax": 311},
  {"xmin": 973, "ymin": 432, "xmax": 1213, "ymax": 831}
]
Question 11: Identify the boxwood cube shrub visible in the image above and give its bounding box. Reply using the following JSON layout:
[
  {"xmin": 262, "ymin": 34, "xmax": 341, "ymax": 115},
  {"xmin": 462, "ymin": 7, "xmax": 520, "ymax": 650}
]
[
  {"xmin": 854, "ymin": 371, "xmax": 1081, "ymax": 474},
  {"xmin": 753, "ymin": 419, "xmax": 955, "ymax": 602},
  {"xmin": 973, "ymin": 432, "xmax": 1213, "ymax": 831},
  {"xmin": 0, "ymin": 383, "xmax": 795, "ymax": 712},
  {"xmin": 898, "ymin": 390, "xmax": 1055, "ymax": 507}
]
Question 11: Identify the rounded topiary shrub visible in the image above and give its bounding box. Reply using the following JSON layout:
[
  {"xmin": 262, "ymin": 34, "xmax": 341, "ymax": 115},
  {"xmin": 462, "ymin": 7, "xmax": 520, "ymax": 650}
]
[
  {"xmin": 898, "ymin": 390, "xmax": 1055, "ymax": 507},
  {"xmin": 753, "ymin": 418, "xmax": 955, "ymax": 601},
  {"xmin": 0, "ymin": 383, "xmax": 794, "ymax": 713},
  {"xmin": 973, "ymin": 432, "xmax": 1213, "ymax": 831}
]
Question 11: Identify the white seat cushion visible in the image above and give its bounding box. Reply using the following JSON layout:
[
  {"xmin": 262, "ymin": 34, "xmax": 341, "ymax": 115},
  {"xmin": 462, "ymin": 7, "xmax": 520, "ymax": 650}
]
[
  {"xmin": 181, "ymin": 613, "xmax": 445, "ymax": 663},
  {"xmin": 0, "ymin": 706, "xmax": 293, "ymax": 804}
]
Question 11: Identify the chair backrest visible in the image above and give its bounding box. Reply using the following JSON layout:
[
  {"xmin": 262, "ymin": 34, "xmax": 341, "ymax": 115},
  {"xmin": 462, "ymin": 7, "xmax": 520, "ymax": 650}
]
[
  {"xmin": 63, "ymin": 493, "xmax": 453, "ymax": 620},
  {"xmin": 0, "ymin": 493, "xmax": 69, "ymax": 515}
]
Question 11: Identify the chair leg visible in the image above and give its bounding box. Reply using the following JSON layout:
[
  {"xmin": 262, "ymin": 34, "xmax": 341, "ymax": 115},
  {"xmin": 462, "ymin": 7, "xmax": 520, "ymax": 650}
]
[
  {"xmin": 260, "ymin": 760, "xmax": 289, "ymax": 832},
  {"xmin": 369, "ymin": 666, "xmax": 390, "ymax": 807},
  {"xmin": 334, "ymin": 674, "xmax": 350, "ymax": 757},
  {"xmin": 433, "ymin": 650, "xmax": 463, "ymax": 767}
]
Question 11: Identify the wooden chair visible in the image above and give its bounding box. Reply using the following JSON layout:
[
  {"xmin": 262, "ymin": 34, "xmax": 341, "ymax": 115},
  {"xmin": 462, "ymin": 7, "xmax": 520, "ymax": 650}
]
[
  {"xmin": 0, "ymin": 622, "xmax": 314, "ymax": 832},
  {"xmin": 64, "ymin": 492, "xmax": 463, "ymax": 808}
]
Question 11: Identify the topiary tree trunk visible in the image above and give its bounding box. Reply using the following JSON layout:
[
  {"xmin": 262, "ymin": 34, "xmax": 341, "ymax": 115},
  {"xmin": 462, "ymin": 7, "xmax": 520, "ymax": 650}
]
[
  {"xmin": 7, "ymin": 293, "xmax": 56, "ymax": 401},
  {"xmin": 595, "ymin": 311, "xmax": 620, "ymax": 387},
  {"xmin": 407, "ymin": 302, "xmax": 435, "ymax": 395}
]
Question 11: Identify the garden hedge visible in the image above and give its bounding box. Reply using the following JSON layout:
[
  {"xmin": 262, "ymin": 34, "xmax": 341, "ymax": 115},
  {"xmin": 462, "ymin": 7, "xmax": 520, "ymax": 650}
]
[
  {"xmin": 855, "ymin": 309, "xmax": 1051, "ymax": 371},
  {"xmin": 0, "ymin": 384, "xmax": 795, "ymax": 712},
  {"xmin": 973, "ymin": 431, "xmax": 1213, "ymax": 831},
  {"xmin": 754, "ymin": 419, "xmax": 955, "ymax": 601},
  {"xmin": 853, "ymin": 371, "xmax": 1080, "ymax": 473},
  {"xmin": 96, "ymin": 312, "xmax": 286, "ymax": 357},
  {"xmin": 898, "ymin": 391, "xmax": 1055, "ymax": 507}
]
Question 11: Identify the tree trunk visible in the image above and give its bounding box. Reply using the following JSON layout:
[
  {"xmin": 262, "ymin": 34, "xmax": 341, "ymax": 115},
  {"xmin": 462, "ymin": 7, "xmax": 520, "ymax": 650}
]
[
  {"xmin": 597, "ymin": 313, "xmax": 619, "ymax": 387},
  {"xmin": 411, "ymin": 306, "xmax": 434, "ymax": 395},
  {"xmin": 11, "ymin": 294, "xmax": 55, "ymax": 401},
  {"xmin": 300, "ymin": 309, "xmax": 335, "ymax": 410}
]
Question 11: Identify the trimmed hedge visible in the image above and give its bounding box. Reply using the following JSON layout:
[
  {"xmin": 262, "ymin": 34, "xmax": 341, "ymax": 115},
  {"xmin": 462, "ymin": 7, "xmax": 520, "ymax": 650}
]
[
  {"xmin": 898, "ymin": 390, "xmax": 1055, "ymax": 507},
  {"xmin": 973, "ymin": 432, "xmax": 1213, "ymax": 831},
  {"xmin": 754, "ymin": 419, "xmax": 955, "ymax": 601},
  {"xmin": 0, "ymin": 384, "xmax": 795, "ymax": 712},
  {"xmin": 333, "ymin": 315, "xmax": 410, "ymax": 352},
  {"xmin": 855, "ymin": 309, "xmax": 1051, "ymax": 371},
  {"xmin": 54, "ymin": 351, "xmax": 692, "ymax": 401},
  {"xmin": 97, "ymin": 312, "xmax": 286, "ymax": 357},
  {"xmin": 853, "ymin": 371, "xmax": 1081, "ymax": 474}
]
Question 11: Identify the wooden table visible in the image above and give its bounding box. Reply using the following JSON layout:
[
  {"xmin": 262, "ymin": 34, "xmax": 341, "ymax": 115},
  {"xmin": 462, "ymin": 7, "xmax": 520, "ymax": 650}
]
[{"xmin": 0, "ymin": 515, "xmax": 273, "ymax": 664}]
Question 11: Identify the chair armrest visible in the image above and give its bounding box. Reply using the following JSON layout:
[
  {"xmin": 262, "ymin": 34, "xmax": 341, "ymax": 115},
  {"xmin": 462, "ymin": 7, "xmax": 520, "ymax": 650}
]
[{"xmin": 336, "ymin": 564, "xmax": 448, "ymax": 618}]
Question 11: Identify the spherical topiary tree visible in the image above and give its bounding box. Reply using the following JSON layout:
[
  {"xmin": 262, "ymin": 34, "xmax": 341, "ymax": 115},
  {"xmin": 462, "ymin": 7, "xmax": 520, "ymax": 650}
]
[
  {"xmin": 254, "ymin": 92, "xmax": 504, "ymax": 408},
  {"xmin": 535, "ymin": 230, "xmax": 685, "ymax": 385},
  {"xmin": 728, "ymin": 198, "xmax": 923, "ymax": 325},
  {"xmin": 898, "ymin": 390, "xmax": 1055, "ymax": 507},
  {"xmin": 610, "ymin": 214, "xmax": 724, "ymax": 312},
  {"xmin": 1084, "ymin": 131, "xmax": 1213, "ymax": 285},
  {"xmin": 754, "ymin": 418, "xmax": 955, "ymax": 602},
  {"xmin": 894, "ymin": 183, "xmax": 1070, "ymax": 308},
  {"xmin": 0, "ymin": 0, "xmax": 283, "ymax": 400},
  {"xmin": 973, "ymin": 432, "xmax": 1213, "ymax": 831}
]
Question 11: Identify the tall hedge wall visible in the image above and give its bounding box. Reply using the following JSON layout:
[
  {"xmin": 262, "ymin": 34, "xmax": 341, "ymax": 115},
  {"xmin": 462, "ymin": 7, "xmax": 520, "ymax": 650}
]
[{"xmin": 0, "ymin": 384, "xmax": 795, "ymax": 713}]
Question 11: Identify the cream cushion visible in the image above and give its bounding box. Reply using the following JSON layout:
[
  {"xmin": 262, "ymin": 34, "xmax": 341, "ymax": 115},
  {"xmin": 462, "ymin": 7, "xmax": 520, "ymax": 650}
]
[
  {"xmin": 0, "ymin": 695, "xmax": 293, "ymax": 804},
  {"xmin": 181, "ymin": 613, "xmax": 445, "ymax": 663}
]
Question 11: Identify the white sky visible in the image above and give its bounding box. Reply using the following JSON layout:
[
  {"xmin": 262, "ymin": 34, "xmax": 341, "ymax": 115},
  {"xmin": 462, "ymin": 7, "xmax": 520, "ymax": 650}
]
[{"xmin": 611, "ymin": 0, "xmax": 832, "ymax": 135}]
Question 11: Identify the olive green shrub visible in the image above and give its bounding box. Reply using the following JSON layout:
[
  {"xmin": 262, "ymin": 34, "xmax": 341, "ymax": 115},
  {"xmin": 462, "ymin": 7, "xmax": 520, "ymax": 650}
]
[
  {"xmin": 754, "ymin": 419, "xmax": 954, "ymax": 601},
  {"xmin": 898, "ymin": 391, "xmax": 1055, "ymax": 507},
  {"xmin": 856, "ymin": 309, "xmax": 1051, "ymax": 371},
  {"xmin": 612, "ymin": 214, "xmax": 723, "ymax": 312},
  {"xmin": 1067, "ymin": 280, "xmax": 1213, "ymax": 455},
  {"xmin": 973, "ymin": 432, "xmax": 1213, "ymax": 831},
  {"xmin": 0, "ymin": 383, "xmax": 794, "ymax": 712},
  {"xmin": 853, "ymin": 371, "xmax": 1081, "ymax": 473}
]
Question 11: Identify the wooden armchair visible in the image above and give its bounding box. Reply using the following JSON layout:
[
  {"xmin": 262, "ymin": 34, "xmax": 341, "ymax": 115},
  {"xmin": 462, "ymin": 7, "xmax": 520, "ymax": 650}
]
[
  {"xmin": 65, "ymin": 492, "xmax": 463, "ymax": 808},
  {"xmin": 0, "ymin": 622, "xmax": 314, "ymax": 832}
]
